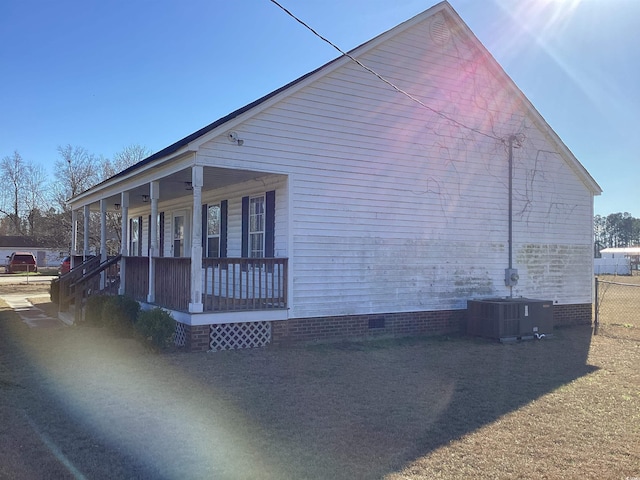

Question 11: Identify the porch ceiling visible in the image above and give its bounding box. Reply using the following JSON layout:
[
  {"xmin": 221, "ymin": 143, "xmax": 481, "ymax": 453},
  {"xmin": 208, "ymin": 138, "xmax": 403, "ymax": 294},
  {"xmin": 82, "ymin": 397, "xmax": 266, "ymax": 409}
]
[{"xmin": 94, "ymin": 167, "xmax": 272, "ymax": 211}]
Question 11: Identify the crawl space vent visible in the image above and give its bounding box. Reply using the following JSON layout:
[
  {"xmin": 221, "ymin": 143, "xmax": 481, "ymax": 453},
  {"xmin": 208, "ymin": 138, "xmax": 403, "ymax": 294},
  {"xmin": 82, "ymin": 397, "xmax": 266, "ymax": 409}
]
[{"xmin": 368, "ymin": 316, "xmax": 386, "ymax": 329}]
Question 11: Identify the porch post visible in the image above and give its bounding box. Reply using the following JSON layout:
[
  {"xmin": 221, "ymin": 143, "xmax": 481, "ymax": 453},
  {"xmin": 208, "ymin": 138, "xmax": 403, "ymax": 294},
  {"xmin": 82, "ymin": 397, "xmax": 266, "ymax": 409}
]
[
  {"xmin": 189, "ymin": 165, "xmax": 203, "ymax": 313},
  {"xmin": 71, "ymin": 209, "xmax": 78, "ymax": 267},
  {"xmin": 148, "ymin": 181, "xmax": 159, "ymax": 303},
  {"xmin": 119, "ymin": 192, "xmax": 129, "ymax": 295},
  {"xmin": 83, "ymin": 205, "xmax": 91, "ymax": 257},
  {"xmin": 99, "ymin": 199, "xmax": 107, "ymax": 290}
]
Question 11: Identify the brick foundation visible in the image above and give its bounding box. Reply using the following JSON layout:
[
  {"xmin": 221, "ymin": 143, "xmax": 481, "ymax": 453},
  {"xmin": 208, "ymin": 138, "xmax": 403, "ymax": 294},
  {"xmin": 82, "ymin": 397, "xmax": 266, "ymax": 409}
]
[
  {"xmin": 553, "ymin": 303, "xmax": 592, "ymax": 327},
  {"xmin": 184, "ymin": 324, "xmax": 210, "ymax": 352},
  {"xmin": 272, "ymin": 309, "xmax": 465, "ymax": 346},
  {"xmin": 180, "ymin": 303, "xmax": 593, "ymax": 351}
]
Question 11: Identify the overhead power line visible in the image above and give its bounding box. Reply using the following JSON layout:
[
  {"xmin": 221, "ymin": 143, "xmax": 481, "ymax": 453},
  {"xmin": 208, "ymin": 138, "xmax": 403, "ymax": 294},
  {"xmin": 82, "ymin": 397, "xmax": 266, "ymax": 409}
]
[{"xmin": 269, "ymin": 0, "xmax": 501, "ymax": 141}]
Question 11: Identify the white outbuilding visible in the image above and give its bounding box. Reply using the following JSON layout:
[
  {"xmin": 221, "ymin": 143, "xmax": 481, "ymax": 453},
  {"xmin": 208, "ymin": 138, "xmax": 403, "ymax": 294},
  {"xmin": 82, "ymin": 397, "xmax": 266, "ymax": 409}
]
[{"xmin": 595, "ymin": 247, "xmax": 640, "ymax": 275}]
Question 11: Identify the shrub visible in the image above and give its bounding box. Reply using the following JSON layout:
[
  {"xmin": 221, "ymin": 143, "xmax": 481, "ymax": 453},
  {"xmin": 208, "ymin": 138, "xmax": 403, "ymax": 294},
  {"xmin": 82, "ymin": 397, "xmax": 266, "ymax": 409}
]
[
  {"xmin": 102, "ymin": 295, "xmax": 140, "ymax": 337},
  {"xmin": 50, "ymin": 278, "xmax": 60, "ymax": 304},
  {"xmin": 135, "ymin": 308, "xmax": 176, "ymax": 350},
  {"xmin": 84, "ymin": 295, "xmax": 110, "ymax": 327}
]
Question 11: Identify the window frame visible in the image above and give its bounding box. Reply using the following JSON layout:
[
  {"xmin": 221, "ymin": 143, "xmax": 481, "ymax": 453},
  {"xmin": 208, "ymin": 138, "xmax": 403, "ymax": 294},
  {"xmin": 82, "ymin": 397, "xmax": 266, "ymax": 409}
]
[
  {"xmin": 249, "ymin": 195, "xmax": 265, "ymax": 258},
  {"xmin": 206, "ymin": 203, "xmax": 221, "ymax": 258},
  {"xmin": 130, "ymin": 216, "xmax": 141, "ymax": 256}
]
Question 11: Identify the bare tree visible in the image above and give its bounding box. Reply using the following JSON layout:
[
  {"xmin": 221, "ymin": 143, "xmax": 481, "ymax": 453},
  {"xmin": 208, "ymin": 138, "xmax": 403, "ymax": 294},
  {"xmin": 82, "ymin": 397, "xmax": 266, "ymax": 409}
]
[
  {"xmin": 53, "ymin": 144, "xmax": 101, "ymax": 211},
  {"xmin": 0, "ymin": 151, "xmax": 42, "ymax": 235},
  {"xmin": 0, "ymin": 151, "xmax": 25, "ymax": 234},
  {"xmin": 101, "ymin": 144, "xmax": 151, "ymax": 180},
  {"xmin": 0, "ymin": 143, "xmax": 151, "ymax": 250},
  {"xmin": 24, "ymin": 162, "xmax": 51, "ymax": 236},
  {"xmin": 48, "ymin": 145, "xmax": 101, "ymax": 253},
  {"xmin": 101, "ymin": 144, "xmax": 152, "ymax": 253}
]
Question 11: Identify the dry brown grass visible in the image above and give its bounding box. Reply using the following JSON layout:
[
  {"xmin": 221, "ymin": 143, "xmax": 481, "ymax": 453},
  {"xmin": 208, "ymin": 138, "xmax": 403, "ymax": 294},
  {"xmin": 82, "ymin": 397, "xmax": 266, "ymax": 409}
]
[
  {"xmin": 1, "ymin": 282, "xmax": 639, "ymax": 479},
  {"xmin": 596, "ymin": 274, "xmax": 640, "ymax": 341}
]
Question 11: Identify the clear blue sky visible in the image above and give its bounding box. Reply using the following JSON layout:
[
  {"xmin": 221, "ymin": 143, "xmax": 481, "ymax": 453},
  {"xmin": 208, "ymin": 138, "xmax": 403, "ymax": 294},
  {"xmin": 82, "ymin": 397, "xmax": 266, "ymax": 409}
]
[{"xmin": 2, "ymin": 0, "xmax": 638, "ymax": 218}]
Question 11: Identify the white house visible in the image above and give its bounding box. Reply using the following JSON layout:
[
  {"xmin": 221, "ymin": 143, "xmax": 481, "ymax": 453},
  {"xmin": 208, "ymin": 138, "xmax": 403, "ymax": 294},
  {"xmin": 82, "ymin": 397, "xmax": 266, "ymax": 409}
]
[
  {"xmin": 595, "ymin": 247, "xmax": 640, "ymax": 275},
  {"xmin": 64, "ymin": 1, "xmax": 601, "ymax": 350}
]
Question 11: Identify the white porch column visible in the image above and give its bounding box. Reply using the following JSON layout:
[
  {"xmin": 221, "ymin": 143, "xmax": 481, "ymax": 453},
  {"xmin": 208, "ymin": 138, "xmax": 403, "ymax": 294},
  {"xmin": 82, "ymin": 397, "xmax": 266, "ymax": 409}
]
[
  {"xmin": 119, "ymin": 192, "xmax": 129, "ymax": 295},
  {"xmin": 99, "ymin": 199, "xmax": 107, "ymax": 289},
  {"xmin": 71, "ymin": 209, "xmax": 78, "ymax": 267},
  {"xmin": 148, "ymin": 181, "xmax": 159, "ymax": 303},
  {"xmin": 83, "ymin": 205, "xmax": 91, "ymax": 257},
  {"xmin": 189, "ymin": 165, "xmax": 203, "ymax": 313}
]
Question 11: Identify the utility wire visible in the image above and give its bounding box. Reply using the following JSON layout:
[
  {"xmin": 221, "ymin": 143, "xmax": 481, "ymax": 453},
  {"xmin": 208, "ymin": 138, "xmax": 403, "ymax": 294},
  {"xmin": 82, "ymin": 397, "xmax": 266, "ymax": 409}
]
[{"xmin": 269, "ymin": 0, "xmax": 501, "ymax": 141}]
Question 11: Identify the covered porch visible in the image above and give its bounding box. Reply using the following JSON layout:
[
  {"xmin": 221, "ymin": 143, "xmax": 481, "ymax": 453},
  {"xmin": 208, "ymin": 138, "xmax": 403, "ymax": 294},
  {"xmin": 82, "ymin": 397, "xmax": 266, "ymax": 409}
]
[{"xmin": 66, "ymin": 155, "xmax": 290, "ymax": 328}]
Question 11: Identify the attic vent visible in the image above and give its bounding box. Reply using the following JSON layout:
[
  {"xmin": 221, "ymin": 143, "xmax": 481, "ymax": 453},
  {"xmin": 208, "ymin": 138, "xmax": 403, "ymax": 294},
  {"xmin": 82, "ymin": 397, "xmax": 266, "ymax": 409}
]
[{"xmin": 430, "ymin": 13, "xmax": 451, "ymax": 45}]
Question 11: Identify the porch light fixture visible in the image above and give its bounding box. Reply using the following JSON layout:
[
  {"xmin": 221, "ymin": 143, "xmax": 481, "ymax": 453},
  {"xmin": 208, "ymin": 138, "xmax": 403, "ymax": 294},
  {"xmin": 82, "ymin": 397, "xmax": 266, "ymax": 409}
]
[
  {"xmin": 142, "ymin": 194, "xmax": 149, "ymax": 203},
  {"xmin": 114, "ymin": 203, "xmax": 121, "ymax": 211},
  {"xmin": 185, "ymin": 181, "xmax": 193, "ymax": 191}
]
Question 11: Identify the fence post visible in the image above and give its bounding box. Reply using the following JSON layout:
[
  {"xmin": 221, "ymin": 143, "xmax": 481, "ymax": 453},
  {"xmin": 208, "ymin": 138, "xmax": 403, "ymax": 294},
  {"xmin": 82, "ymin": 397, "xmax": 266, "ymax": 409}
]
[{"xmin": 594, "ymin": 277, "xmax": 599, "ymax": 335}]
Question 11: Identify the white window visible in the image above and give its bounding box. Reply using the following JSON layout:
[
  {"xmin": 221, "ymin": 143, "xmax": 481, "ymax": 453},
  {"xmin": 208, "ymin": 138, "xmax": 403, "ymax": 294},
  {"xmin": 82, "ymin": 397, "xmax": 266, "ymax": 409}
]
[
  {"xmin": 206, "ymin": 204, "xmax": 221, "ymax": 257},
  {"xmin": 249, "ymin": 195, "xmax": 265, "ymax": 258},
  {"xmin": 173, "ymin": 213, "xmax": 185, "ymax": 257},
  {"xmin": 130, "ymin": 217, "xmax": 140, "ymax": 256}
]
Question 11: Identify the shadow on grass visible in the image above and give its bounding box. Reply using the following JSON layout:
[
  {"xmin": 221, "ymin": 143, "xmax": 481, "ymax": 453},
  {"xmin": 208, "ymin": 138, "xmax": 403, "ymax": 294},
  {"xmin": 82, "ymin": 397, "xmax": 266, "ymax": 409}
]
[
  {"xmin": 178, "ymin": 326, "xmax": 596, "ymax": 479},
  {"xmin": 0, "ymin": 298, "xmax": 595, "ymax": 480}
]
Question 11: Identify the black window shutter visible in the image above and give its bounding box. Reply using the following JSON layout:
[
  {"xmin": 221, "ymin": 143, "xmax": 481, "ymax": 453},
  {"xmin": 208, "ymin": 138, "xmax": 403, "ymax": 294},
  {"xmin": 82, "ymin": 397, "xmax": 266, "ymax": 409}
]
[
  {"xmin": 265, "ymin": 190, "xmax": 275, "ymax": 257},
  {"xmin": 201, "ymin": 204, "xmax": 207, "ymax": 257},
  {"xmin": 138, "ymin": 216, "xmax": 143, "ymax": 256},
  {"xmin": 129, "ymin": 218, "xmax": 133, "ymax": 255},
  {"xmin": 147, "ymin": 215, "xmax": 151, "ymax": 255},
  {"xmin": 241, "ymin": 196, "xmax": 249, "ymax": 258},
  {"xmin": 159, "ymin": 212, "xmax": 164, "ymax": 258},
  {"xmin": 220, "ymin": 200, "xmax": 228, "ymax": 258}
]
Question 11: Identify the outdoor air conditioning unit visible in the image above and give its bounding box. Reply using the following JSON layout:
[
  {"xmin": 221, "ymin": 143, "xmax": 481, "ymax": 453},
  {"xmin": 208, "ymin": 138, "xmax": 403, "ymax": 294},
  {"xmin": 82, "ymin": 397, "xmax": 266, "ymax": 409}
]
[{"xmin": 467, "ymin": 298, "xmax": 554, "ymax": 342}]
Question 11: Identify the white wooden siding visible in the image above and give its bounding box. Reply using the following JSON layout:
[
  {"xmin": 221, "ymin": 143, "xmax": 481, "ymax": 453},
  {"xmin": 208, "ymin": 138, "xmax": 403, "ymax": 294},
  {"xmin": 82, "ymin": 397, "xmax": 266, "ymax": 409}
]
[
  {"xmin": 129, "ymin": 176, "xmax": 288, "ymax": 260},
  {"xmin": 192, "ymin": 13, "xmax": 594, "ymax": 319}
]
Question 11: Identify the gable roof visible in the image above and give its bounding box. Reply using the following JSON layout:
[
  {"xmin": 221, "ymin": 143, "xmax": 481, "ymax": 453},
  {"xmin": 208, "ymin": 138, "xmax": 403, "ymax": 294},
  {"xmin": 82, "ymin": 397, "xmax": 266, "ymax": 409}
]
[{"xmin": 77, "ymin": 1, "xmax": 601, "ymax": 199}]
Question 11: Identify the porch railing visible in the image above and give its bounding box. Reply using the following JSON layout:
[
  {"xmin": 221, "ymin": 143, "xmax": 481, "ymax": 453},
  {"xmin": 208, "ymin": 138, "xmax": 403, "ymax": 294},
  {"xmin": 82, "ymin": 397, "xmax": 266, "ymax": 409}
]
[
  {"xmin": 202, "ymin": 258, "xmax": 288, "ymax": 312},
  {"xmin": 155, "ymin": 257, "xmax": 191, "ymax": 311},
  {"xmin": 122, "ymin": 257, "xmax": 287, "ymax": 313},
  {"xmin": 57, "ymin": 255, "xmax": 121, "ymax": 321},
  {"xmin": 124, "ymin": 256, "xmax": 150, "ymax": 301}
]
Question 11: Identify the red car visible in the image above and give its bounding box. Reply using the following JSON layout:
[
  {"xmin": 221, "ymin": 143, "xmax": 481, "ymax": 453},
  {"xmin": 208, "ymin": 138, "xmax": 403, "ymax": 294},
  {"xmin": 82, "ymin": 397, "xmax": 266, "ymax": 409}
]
[
  {"xmin": 59, "ymin": 256, "xmax": 71, "ymax": 275},
  {"xmin": 5, "ymin": 252, "xmax": 38, "ymax": 273}
]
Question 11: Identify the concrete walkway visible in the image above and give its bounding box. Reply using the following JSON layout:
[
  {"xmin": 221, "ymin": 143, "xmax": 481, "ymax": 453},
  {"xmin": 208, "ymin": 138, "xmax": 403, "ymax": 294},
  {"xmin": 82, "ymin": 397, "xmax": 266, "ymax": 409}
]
[{"xmin": 0, "ymin": 294, "xmax": 66, "ymax": 329}]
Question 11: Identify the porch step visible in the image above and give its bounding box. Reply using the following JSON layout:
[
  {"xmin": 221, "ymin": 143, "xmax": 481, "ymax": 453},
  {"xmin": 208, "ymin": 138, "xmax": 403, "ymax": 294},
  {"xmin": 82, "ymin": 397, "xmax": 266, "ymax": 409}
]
[{"xmin": 58, "ymin": 307, "xmax": 76, "ymax": 326}]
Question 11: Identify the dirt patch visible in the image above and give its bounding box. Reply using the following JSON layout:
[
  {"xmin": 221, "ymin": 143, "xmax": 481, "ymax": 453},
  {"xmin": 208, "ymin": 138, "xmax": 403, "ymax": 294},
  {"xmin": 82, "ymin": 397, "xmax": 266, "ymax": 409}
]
[{"xmin": 1, "ymin": 282, "xmax": 638, "ymax": 479}]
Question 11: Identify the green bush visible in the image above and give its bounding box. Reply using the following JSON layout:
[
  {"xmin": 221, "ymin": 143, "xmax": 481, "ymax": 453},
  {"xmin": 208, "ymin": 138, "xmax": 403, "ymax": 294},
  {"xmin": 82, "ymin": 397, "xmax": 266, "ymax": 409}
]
[
  {"xmin": 84, "ymin": 295, "xmax": 110, "ymax": 327},
  {"xmin": 102, "ymin": 295, "xmax": 140, "ymax": 337},
  {"xmin": 135, "ymin": 308, "xmax": 176, "ymax": 350},
  {"xmin": 49, "ymin": 278, "xmax": 60, "ymax": 304}
]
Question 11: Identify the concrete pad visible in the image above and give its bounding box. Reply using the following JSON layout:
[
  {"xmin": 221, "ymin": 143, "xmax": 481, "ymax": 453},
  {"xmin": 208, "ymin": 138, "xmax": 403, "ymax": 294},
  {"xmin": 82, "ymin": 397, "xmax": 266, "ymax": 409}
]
[{"xmin": 0, "ymin": 294, "xmax": 65, "ymax": 329}]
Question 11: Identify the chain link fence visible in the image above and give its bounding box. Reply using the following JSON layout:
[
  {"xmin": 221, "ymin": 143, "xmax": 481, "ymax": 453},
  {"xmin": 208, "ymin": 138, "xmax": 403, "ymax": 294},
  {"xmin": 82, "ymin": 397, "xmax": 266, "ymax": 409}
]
[{"xmin": 594, "ymin": 276, "xmax": 640, "ymax": 341}]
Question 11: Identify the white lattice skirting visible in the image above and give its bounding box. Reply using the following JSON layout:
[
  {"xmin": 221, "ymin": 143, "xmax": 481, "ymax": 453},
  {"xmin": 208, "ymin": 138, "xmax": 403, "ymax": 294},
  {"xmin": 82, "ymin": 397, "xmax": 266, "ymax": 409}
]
[
  {"xmin": 174, "ymin": 322, "xmax": 186, "ymax": 347},
  {"xmin": 210, "ymin": 321, "xmax": 271, "ymax": 351}
]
